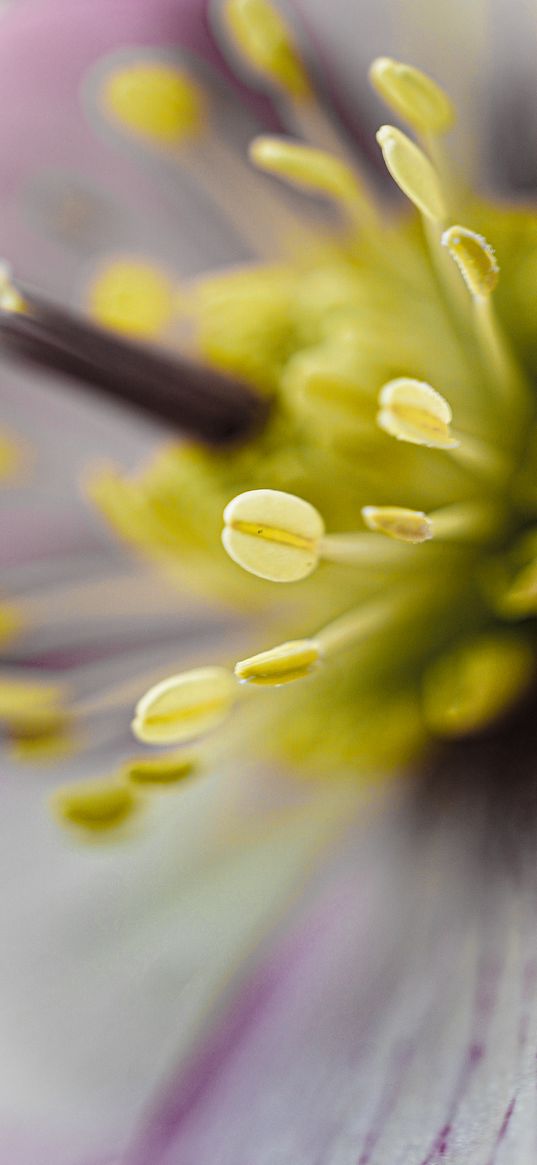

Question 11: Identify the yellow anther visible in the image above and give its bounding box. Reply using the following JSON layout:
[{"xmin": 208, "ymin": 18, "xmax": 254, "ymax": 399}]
[
  {"xmin": 369, "ymin": 58, "xmax": 454, "ymax": 135},
  {"xmin": 222, "ymin": 489, "xmax": 324, "ymax": 582},
  {"xmin": 222, "ymin": 0, "xmax": 310, "ymax": 98},
  {"xmin": 51, "ymin": 780, "xmax": 139, "ymax": 833},
  {"xmin": 235, "ymin": 638, "xmax": 321, "ymax": 685},
  {"xmin": 132, "ymin": 666, "xmax": 236, "ymax": 744},
  {"xmin": 442, "ymin": 225, "xmax": 499, "ymax": 298},
  {"xmin": 122, "ymin": 751, "xmax": 199, "ymax": 787},
  {"xmin": 0, "ymin": 677, "xmax": 64, "ymax": 723},
  {"xmin": 0, "ymin": 605, "xmax": 24, "ymax": 645},
  {"xmin": 249, "ymin": 136, "xmax": 364, "ymax": 210},
  {"xmin": 422, "ymin": 634, "xmax": 534, "ymax": 737},
  {"xmin": 101, "ymin": 61, "xmax": 205, "ymax": 144},
  {"xmin": 362, "ymin": 505, "xmax": 432, "ymax": 544},
  {"xmin": 377, "ymin": 378, "xmax": 458, "ymax": 449},
  {"xmin": 87, "ymin": 259, "xmax": 175, "ymax": 338},
  {"xmin": 376, "ymin": 125, "xmax": 446, "ymax": 221}
]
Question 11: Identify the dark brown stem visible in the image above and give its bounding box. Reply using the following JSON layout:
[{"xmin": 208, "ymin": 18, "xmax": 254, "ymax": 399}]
[{"xmin": 0, "ymin": 287, "xmax": 271, "ymax": 446}]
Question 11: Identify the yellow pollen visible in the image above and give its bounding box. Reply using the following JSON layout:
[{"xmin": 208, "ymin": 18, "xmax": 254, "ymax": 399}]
[
  {"xmin": 222, "ymin": 0, "xmax": 311, "ymax": 99},
  {"xmin": 369, "ymin": 57, "xmax": 454, "ymax": 135},
  {"xmin": 442, "ymin": 225, "xmax": 499, "ymax": 298},
  {"xmin": 51, "ymin": 780, "xmax": 139, "ymax": 833},
  {"xmin": 362, "ymin": 505, "xmax": 433, "ymax": 543},
  {"xmin": 122, "ymin": 751, "xmax": 199, "ymax": 787},
  {"xmin": 249, "ymin": 136, "xmax": 366, "ymax": 212},
  {"xmin": 422, "ymin": 634, "xmax": 534, "ymax": 737},
  {"xmin": 86, "ymin": 259, "xmax": 176, "ymax": 338},
  {"xmin": 101, "ymin": 61, "xmax": 205, "ymax": 144},
  {"xmin": 376, "ymin": 125, "xmax": 447, "ymax": 222},
  {"xmin": 222, "ymin": 489, "xmax": 324, "ymax": 582},
  {"xmin": 235, "ymin": 638, "xmax": 321, "ymax": 685},
  {"xmin": 377, "ymin": 378, "xmax": 458, "ymax": 448},
  {"xmin": 132, "ymin": 666, "xmax": 236, "ymax": 744}
]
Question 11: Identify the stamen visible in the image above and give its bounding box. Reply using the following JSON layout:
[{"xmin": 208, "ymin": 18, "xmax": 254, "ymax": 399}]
[
  {"xmin": 362, "ymin": 505, "xmax": 432, "ymax": 543},
  {"xmin": 122, "ymin": 751, "xmax": 199, "ymax": 787},
  {"xmin": 442, "ymin": 224, "xmax": 528, "ymax": 407},
  {"xmin": 222, "ymin": 488, "xmax": 324, "ymax": 581},
  {"xmin": 316, "ymin": 589, "xmax": 419, "ymax": 657},
  {"xmin": 86, "ymin": 259, "xmax": 176, "ymax": 339},
  {"xmin": 218, "ymin": 0, "xmax": 363, "ymax": 170},
  {"xmin": 376, "ymin": 126, "xmax": 446, "ymax": 223},
  {"xmin": 221, "ymin": 0, "xmax": 311, "ymax": 99},
  {"xmin": 51, "ymin": 779, "xmax": 139, "ymax": 833},
  {"xmin": 0, "ymin": 676, "xmax": 65, "ymax": 726},
  {"xmin": 0, "ymin": 279, "xmax": 270, "ymax": 446},
  {"xmin": 441, "ymin": 225, "xmax": 499, "ymax": 299},
  {"xmin": 428, "ymin": 501, "xmax": 502, "ymax": 542},
  {"xmin": 369, "ymin": 58, "xmax": 454, "ymax": 136},
  {"xmin": 377, "ymin": 378, "xmax": 458, "ymax": 449},
  {"xmin": 422, "ymin": 633, "xmax": 534, "ymax": 737},
  {"xmin": 377, "ymin": 377, "xmax": 508, "ymax": 480},
  {"xmin": 235, "ymin": 638, "xmax": 321, "ymax": 685},
  {"xmin": 132, "ymin": 666, "xmax": 236, "ymax": 744},
  {"xmin": 100, "ymin": 61, "xmax": 206, "ymax": 144},
  {"xmin": 249, "ymin": 136, "xmax": 371, "ymax": 223}
]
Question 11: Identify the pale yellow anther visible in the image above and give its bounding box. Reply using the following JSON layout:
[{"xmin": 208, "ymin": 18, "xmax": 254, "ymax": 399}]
[
  {"xmin": 122, "ymin": 751, "xmax": 199, "ymax": 787},
  {"xmin": 222, "ymin": 0, "xmax": 310, "ymax": 98},
  {"xmin": 222, "ymin": 489, "xmax": 324, "ymax": 582},
  {"xmin": 377, "ymin": 378, "xmax": 458, "ymax": 449},
  {"xmin": 51, "ymin": 780, "xmax": 139, "ymax": 833},
  {"xmin": 101, "ymin": 61, "xmax": 205, "ymax": 144},
  {"xmin": 376, "ymin": 125, "xmax": 446, "ymax": 222},
  {"xmin": 362, "ymin": 505, "xmax": 432, "ymax": 544},
  {"xmin": 422, "ymin": 634, "xmax": 534, "ymax": 737},
  {"xmin": 249, "ymin": 136, "xmax": 364, "ymax": 209},
  {"xmin": 87, "ymin": 259, "xmax": 175, "ymax": 338},
  {"xmin": 132, "ymin": 666, "xmax": 236, "ymax": 744},
  {"xmin": 369, "ymin": 58, "xmax": 454, "ymax": 135},
  {"xmin": 235, "ymin": 638, "xmax": 321, "ymax": 685},
  {"xmin": 442, "ymin": 225, "xmax": 499, "ymax": 298}
]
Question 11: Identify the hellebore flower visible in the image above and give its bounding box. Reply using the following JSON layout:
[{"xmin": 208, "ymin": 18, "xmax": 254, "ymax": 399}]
[{"xmin": 1, "ymin": 0, "xmax": 537, "ymax": 1163}]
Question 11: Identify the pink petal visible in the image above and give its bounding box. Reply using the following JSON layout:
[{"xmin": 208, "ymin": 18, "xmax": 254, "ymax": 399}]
[{"xmin": 125, "ymin": 780, "xmax": 537, "ymax": 1165}]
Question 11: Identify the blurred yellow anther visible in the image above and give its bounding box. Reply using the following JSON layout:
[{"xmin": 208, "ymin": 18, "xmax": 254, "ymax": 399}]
[
  {"xmin": 122, "ymin": 751, "xmax": 199, "ymax": 787},
  {"xmin": 0, "ymin": 605, "xmax": 24, "ymax": 645},
  {"xmin": 369, "ymin": 58, "xmax": 454, "ymax": 135},
  {"xmin": 101, "ymin": 61, "xmax": 205, "ymax": 144},
  {"xmin": 51, "ymin": 780, "xmax": 139, "ymax": 833},
  {"xmin": 222, "ymin": 0, "xmax": 310, "ymax": 98},
  {"xmin": 422, "ymin": 634, "xmax": 534, "ymax": 737},
  {"xmin": 132, "ymin": 666, "xmax": 236, "ymax": 744},
  {"xmin": 87, "ymin": 259, "xmax": 175, "ymax": 338},
  {"xmin": 0, "ymin": 677, "xmax": 64, "ymax": 725},
  {"xmin": 250, "ymin": 136, "xmax": 365, "ymax": 212},
  {"xmin": 377, "ymin": 378, "xmax": 458, "ymax": 449},
  {"xmin": 376, "ymin": 125, "xmax": 446, "ymax": 221},
  {"xmin": 222, "ymin": 489, "xmax": 324, "ymax": 582},
  {"xmin": 362, "ymin": 505, "xmax": 432, "ymax": 543},
  {"xmin": 235, "ymin": 638, "xmax": 321, "ymax": 685},
  {"xmin": 442, "ymin": 225, "xmax": 499, "ymax": 298}
]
